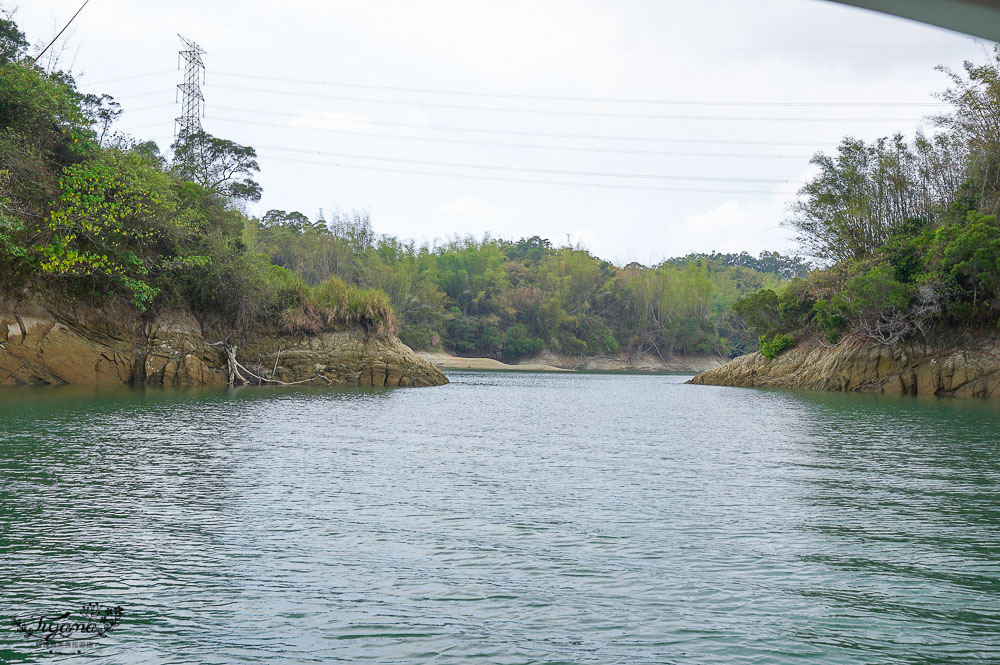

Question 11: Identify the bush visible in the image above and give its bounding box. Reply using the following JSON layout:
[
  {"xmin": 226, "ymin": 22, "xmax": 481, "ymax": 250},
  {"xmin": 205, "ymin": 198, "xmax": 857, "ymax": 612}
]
[
  {"xmin": 278, "ymin": 278, "xmax": 396, "ymax": 338},
  {"xmin": 344, "ymin": 287, "xmax": 396, "ymax": 337},
  {"xmin": 733, "ymin": 289, "xmax": 780, "ymax": 337},
  {"xmin": 312, "ymin": 275, "xmax": 351, "ymax": 322},
  {"xmin": 812, "ymin": 299, "xmax": 849, "ymax": 343},
  {"xmin": 399, "ymin": 325, "xmax": 438, "ymax": 350},
  {"xmin": 758, "ymin": 333, "xmax": 796, "ymax": 359},
  {"xmin": 182, "ymin": 251, "xmax": 280, "ymax": 328},
  {"xmin": 503, "ymin": 323, "xmax": 544, "ymax": 358},
  {"xmin": 776, "ymin": 279, "xmax": 816, "ymax": 330},
  {"xmin": 442, "ymin": 310, "xmax": 472, "ymax": 353}
]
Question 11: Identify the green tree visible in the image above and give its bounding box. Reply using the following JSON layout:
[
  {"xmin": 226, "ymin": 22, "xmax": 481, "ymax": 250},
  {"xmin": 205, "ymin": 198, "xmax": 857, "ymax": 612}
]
[
  {"xmin": 171, "ymin": 131, "xmax": 262, "ymax": 204},
  {"xmin": 0, "ymin": 14, "xmax": 28, "ymax": 63}
]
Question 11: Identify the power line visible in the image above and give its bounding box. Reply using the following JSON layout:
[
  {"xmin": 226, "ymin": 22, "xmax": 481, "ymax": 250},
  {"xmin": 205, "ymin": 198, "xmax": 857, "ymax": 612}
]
[
  {"xmin": 257, "ymin": 154, "xmax": 800, "ymax": 196},
  {"xmin": 209, "ymin": 82, "xmax": 926, "ymax": 122},
  {"xmin": 106, "ymin": 89, "xmax": 173, "ymax": 101},
  {"xmin": 206, "ymin": 40, "xmax": 976, "ymax": 55},
  {"xmin": 86, "ymin": 69, "xmax": 176, "ymax": 86},
  {"xmin": 211, "ymin": 115, "xmax": 813, "ymax": 159},
  {"xmin": 127, "ymin": 102, "xmax": 177, "ymax": 113},
  {"xmin": 31, "ymin": 0, "xmax": 90, "ymax": 66},
  {"xmin": 209, "ymin": 105, "xmax": 846, "ymax": 146},
  {"xmin": 253, "ymin": 144, "xmax": 806, "ymax": 184},
  {"xmin": 212, "ymin": 70, "xmax": 944, "ymax": 108}
]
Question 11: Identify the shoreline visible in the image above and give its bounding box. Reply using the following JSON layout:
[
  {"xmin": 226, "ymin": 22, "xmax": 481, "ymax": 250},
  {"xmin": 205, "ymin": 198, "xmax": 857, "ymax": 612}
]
[
  {"xmin": 417, "ymin": 353, "xmax": 571, "ymax": 372},
  {"xmin": 688, "ymin": 333, "xmax": 1000, "ymax": 399},
  {"xmin": 417, "ymin": 351, "xmax": 723, "ymax": 373}
]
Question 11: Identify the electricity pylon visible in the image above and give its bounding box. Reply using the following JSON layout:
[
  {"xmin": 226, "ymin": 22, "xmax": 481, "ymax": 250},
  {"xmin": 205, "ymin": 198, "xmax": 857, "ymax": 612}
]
[{"xmin": 175, "ymin": 34, "xmax": 206, "ymax": 138}]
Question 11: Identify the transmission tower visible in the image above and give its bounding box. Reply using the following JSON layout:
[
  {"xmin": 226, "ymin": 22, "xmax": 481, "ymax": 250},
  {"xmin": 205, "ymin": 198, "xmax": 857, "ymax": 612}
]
[{"xmin": 175, "ymin": 34, "xmax": 206, "ymax": 137}]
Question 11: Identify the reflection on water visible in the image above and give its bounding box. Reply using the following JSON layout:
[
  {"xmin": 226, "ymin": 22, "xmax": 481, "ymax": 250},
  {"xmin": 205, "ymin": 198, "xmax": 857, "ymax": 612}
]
[{"xmin": 1, "ymin": 375, "xmax": 998, "ymax": 664}]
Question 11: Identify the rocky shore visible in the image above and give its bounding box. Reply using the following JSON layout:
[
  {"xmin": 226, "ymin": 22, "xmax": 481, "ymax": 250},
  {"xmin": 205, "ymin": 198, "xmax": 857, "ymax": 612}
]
[
  {"xmin": 688, "ymin": 333, "xmax": 1000, "ymax": 398},
  {"xmin": 0, "ymin": 298, "xmax": 447, "ymax": 387}
]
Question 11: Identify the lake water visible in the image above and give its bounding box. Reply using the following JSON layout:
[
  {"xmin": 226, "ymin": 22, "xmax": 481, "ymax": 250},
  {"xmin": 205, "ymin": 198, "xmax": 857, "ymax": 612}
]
[{"xmin": 1, "ymin": 371, "xmax": 998, "ymax": 664}]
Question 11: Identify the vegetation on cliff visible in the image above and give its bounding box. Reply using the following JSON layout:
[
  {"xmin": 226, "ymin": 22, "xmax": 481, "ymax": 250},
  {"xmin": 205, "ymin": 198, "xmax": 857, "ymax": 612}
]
[{"xmin": 732, "ymin": 47, "xmax": 1000, "ymax": 354}]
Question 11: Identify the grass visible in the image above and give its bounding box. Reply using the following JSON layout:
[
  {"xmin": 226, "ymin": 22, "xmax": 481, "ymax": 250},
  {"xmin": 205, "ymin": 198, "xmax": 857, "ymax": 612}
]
[{"xmin": 279, "ymin": 276, "xmax": 396, "ymax": 338}]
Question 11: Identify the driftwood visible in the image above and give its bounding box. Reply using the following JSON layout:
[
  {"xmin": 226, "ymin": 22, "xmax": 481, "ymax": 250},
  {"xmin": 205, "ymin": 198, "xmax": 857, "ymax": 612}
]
[{"xmin": 208, "ymin": 341, "xmax": 332, "ymax": 387}]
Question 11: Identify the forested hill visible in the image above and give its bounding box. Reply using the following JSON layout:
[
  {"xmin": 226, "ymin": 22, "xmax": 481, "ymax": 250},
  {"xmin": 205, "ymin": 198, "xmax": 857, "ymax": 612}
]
[{"xmin": 245, "ymin": 214, "xmax": 809, "ymax": 360}]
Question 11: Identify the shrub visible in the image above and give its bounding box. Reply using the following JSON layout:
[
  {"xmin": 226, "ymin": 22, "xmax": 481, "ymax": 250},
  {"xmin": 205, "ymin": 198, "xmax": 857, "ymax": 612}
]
[
  {"xmin": 312, "ymin": 275, "xmax": 350, "ymax": 323},
  {"xmin": 503, "ymin": 323, "xmax": 545, "ymax": 358},
  {"xmin": 733, "ymin": 289, "xmax": 780, "ymax": 337},
  {"xmin": 344, "ymin": 287, "xmax": 396, "ymax": 337},
  {"xmin": 279, "ymin": 305, "xmax": 323, "ymax": 334},
  {"xmin": 444, "ymin": 309, "xmax": 477, "ymax": 353},
  {"xmin": 812, "ymin": 299, "xmax": 849, "ymax": 343},
  {"xmin": 399, "ymin": 325, "xmax": 438, "ymax": 350},
  {"xmin": 277, "ymin": 281, "xmax": 395, "ymax": 338},
  {"xmin": 758, "ymin": 333, "xmax": 796, "ymax": 359}
]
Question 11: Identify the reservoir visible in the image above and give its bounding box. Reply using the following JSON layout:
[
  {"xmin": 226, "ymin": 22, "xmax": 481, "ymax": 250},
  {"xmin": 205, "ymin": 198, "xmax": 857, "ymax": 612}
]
[{"xmin": 1, "ymin": 372, "xmax": 998, "ymax": 664}]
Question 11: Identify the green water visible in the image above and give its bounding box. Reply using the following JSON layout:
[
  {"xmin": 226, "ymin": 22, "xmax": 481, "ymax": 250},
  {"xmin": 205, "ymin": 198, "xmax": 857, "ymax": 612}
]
[{"xmin": 1, "ymin": 373, "xmax": 998, "ymax": 664}]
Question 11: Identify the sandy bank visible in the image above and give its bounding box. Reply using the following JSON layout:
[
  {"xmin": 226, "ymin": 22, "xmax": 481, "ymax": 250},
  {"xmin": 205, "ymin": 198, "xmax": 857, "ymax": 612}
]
[
  {"xmin": 417, "ymin": 353, "xmax": 570, "ymax": 372},
  {"xmin": 418, "ymin": 351, "xmax": 723, "ymax": 373}
]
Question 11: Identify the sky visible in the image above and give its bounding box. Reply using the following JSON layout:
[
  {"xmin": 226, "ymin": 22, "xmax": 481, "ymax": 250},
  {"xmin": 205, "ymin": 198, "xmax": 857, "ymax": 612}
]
[{"xmin": 12, "ymin": 0, "xmax": 997, "ymax": 265}]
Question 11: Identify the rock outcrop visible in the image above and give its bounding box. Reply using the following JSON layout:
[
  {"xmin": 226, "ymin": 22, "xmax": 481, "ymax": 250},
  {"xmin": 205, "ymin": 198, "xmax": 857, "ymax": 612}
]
[
  {"xmin": 0, "ymin": 298, "xmax": 447, "ymax": 387},
  {"xmin": 688, "ymin": 333, "xmax": 1000, "ymax": 398}
]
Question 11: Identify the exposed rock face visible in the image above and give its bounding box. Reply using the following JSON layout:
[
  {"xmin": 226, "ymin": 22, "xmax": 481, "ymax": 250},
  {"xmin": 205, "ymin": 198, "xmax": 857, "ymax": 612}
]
[
  {"xmin": 0, "ymin": 298, "xmax": 447, "ymax": 388},
  {"xmin": 688, "ymin": 333, "xmax": 1000, "ymax": 398}
]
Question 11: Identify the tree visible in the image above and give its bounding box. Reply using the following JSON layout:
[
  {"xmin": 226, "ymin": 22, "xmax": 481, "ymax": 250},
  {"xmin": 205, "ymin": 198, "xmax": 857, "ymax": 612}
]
[
  {"xmin": 171, "ymin": 131, "xmax": 261, "ymax": 204},
  {"xmin": 261, "ymin": 209, "xmax": 311, "ymax": 232},
  {"xmin": 0, "ymin": 15, "xmax": 28, "ymax": 63},
  {"xmin": 787, "ymin": 134, "xmax": 960, "ymax": 263},
  {"xmin": 80, "ymin": 93, "xmax": 122, "ymax": 147},
  {"xmin": 934, "ymin": 45, "xmax": 1000, "ymax": 214}
]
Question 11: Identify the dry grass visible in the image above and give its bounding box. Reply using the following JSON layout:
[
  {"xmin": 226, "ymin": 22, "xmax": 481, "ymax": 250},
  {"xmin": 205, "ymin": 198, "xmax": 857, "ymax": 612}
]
[{"xmin": 279, "ymin": 277, "xmax": 396, "ymax": 338}]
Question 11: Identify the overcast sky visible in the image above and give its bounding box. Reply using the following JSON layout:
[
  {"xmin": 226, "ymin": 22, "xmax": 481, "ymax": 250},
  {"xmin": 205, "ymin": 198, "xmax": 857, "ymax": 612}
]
[{"xmin": 14, "ymin": 0, "xmax": 996, "ymax": 265}]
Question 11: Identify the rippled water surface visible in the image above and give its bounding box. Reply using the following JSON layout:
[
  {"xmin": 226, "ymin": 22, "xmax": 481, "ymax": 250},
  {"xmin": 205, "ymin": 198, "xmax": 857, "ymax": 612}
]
[{"xmin": 1, "ymin": 372, "xmax": 999, "ymax": 664}]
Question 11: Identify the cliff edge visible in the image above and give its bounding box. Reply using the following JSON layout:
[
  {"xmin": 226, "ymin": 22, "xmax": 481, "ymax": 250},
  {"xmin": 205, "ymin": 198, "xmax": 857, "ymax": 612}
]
[
  {"xmin": 688, "ymin": 333, "xmax": 1000, "ymax": 398},
  {"xmin": 0, "ymin": 298, "xmax": 447, "ymax": 388}
]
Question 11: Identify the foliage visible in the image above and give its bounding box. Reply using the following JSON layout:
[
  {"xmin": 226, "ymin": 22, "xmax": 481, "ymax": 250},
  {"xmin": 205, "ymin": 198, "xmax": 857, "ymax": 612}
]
[
  {"xmin": 758, "ymin": 333, "xmax": 795, "ymax": 359},
  {"xmin": 811, "ymin": 299, "xmax": 848, "ymax": 344},
  {"xmin": 0, "ymin": 15, "xmax": 27, "ymax": 64},
  {"xmin": 171, "ymin": 131, "xmax": 262, "ymax": 205},
  {"xmin": 38, "ymin": 150, "xmax": 199, "ymax": 309},
  {"xmin": 933, "ymin": 45, "xmax": 1000, "ymax": 215},
  {"xmin": 723, "ymin": 48, "xmax": 1000, "ymax": 351},
  {"xmin": 503, "ymin": 323, "xmax": 545, "ymax": 358},
  {"xmin": 661, "ymin": 250, "xmax": 811, "ymax": 279},
  {"xmin": 0, "ymin": 17, "xmax": 389, "ymax": 340},
  {"xmin": 8, "ymin": 14, "xmax": 1000, "ymax": 363},
  {"xmin": 245, "ymin": 218, "xmax": 791, "ymax": 360},
  {"xmin": 787, "ymin": 134, "xmax": 964, "ymax": 263},
  {"xmin": 732, "ymin": 281, "xmax": 814, "ymax": 341}
]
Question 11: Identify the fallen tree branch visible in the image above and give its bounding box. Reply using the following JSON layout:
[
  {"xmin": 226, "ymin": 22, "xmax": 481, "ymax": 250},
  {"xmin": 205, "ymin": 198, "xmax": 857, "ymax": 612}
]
[{"xmin": 221, "ymin": 344, "xmax": 332, "ymax": 386}]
